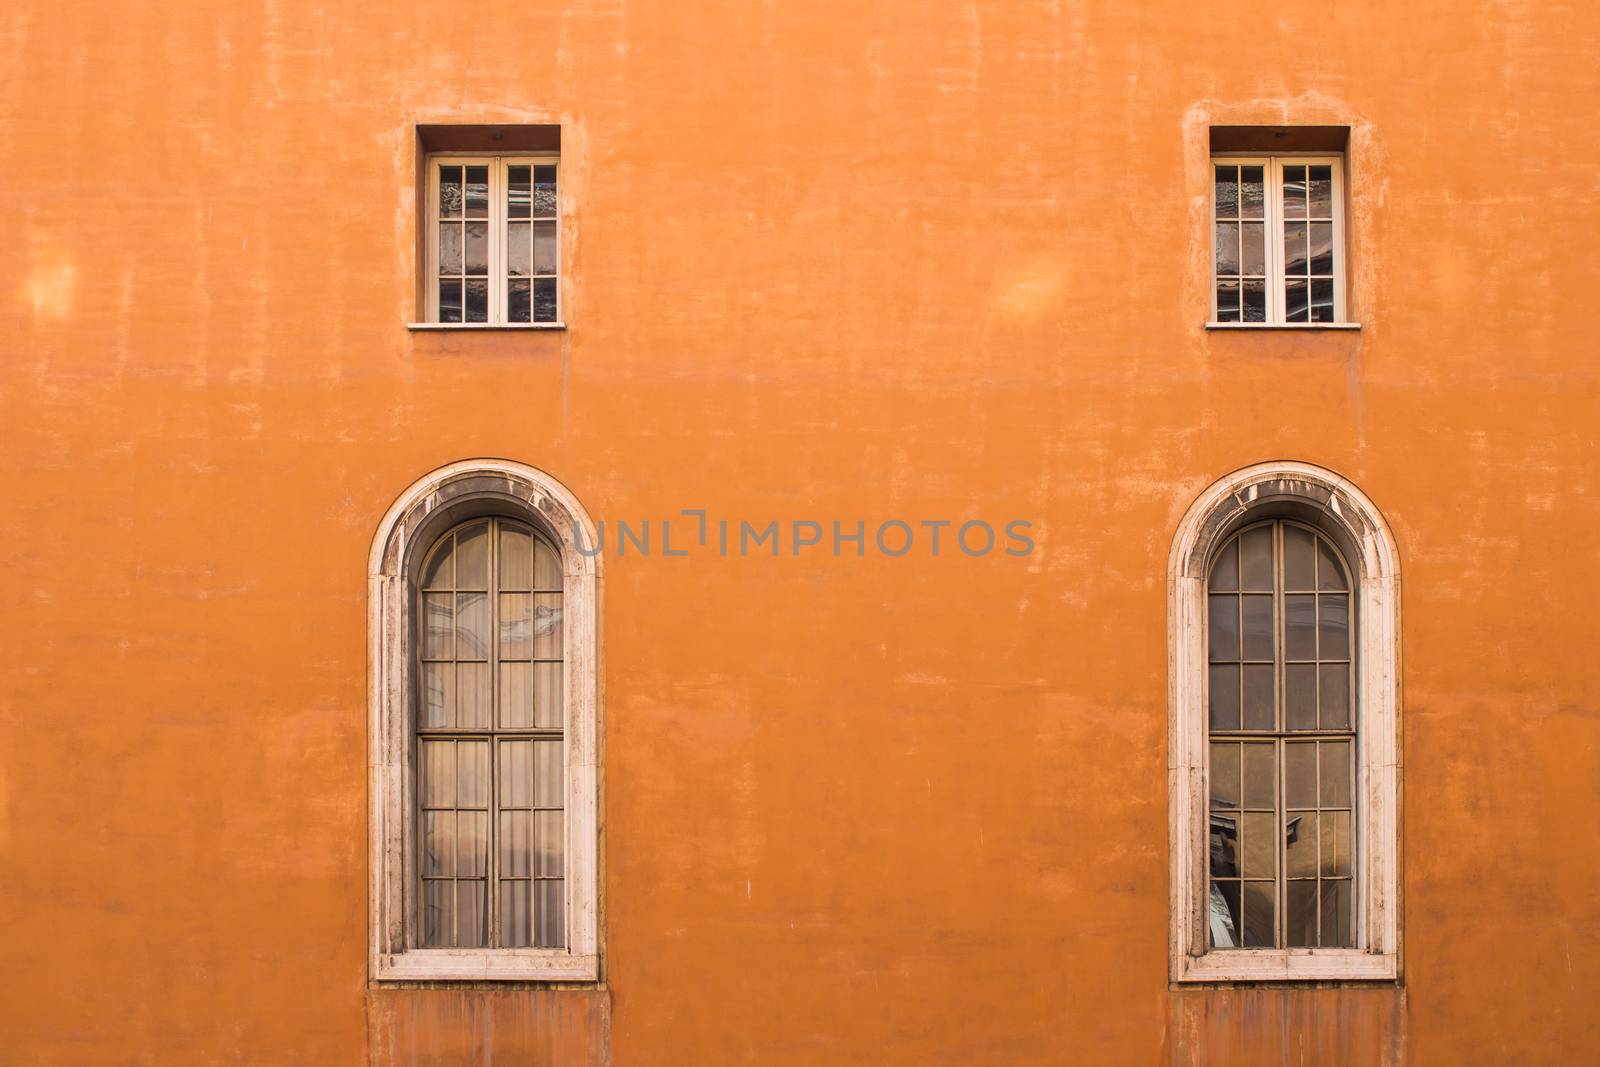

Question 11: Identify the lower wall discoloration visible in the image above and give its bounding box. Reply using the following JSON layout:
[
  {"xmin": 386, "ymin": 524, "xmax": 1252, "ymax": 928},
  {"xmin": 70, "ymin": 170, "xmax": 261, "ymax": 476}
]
[
  {"xmin": 1169, "ymin": 987, "xmax": 1405, "ymax": 1067},
  {"xmin": 366, "ymin": 989, "xmax": 611, "ymax": 1067}
]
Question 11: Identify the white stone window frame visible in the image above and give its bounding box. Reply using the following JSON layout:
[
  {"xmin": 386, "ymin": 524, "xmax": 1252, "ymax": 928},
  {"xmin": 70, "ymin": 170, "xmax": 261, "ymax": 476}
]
[
  {"xmin": 370, "ymin": 459, "xmax": 601, "ymax": 982},
  {"xmin": 1209, "ymin": 154, "xmax": 1349, "ymax": 326},
  {"xmin": 421, "ymin": 153, "xmax": 562, "ymax": 327},
  {"xmin": 1169, "ymin": 461, "xmax": 1399, "ymax": 982}
]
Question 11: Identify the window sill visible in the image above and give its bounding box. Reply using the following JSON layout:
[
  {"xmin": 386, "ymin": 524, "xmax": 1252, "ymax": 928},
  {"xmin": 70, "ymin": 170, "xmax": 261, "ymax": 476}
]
[
  {"xmin": 374, "ymin": 949, "xmax": 600, "ymax": 982},
  {"xmin": 1204, "ymin": 322, "xmax": 1361, "ymax": 331},
  {"xmin": 407, "ymin": 322, "xmax": 568, "ymax": 331},
  {"xmin": 1175, "ymin": 949, "xmax": 1397, "ymax": 983}
]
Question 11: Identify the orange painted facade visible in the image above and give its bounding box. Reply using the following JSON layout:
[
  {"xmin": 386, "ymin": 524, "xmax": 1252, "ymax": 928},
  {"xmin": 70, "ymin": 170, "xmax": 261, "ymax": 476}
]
[{"xmin": 3, "ymin": 1, "xmax": 1599, "ymax": 1063}]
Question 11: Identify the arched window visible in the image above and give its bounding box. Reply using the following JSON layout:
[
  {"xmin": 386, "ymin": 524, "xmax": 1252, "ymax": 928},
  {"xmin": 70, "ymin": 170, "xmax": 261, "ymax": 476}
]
[
  {"xmin": 370, "ymin": 461, "xmax": 600, "ymax": 981},
  {"xmin": 1169, "ymin": 462, "xmax": 1399, "ymax": 982},
  {"xmin": 416, "ymin": 518, "xmax": 567, "ymax": 950}
]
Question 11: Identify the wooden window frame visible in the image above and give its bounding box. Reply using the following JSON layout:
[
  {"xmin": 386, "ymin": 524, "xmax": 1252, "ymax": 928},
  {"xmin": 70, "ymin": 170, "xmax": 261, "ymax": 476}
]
[
  {"xmin": 1208, "ymin": 154, "xmax": 1349, "ymax": 326},
  {"xmin": 421, "ymin": 153, "xmax": 562, "ymax": 328},
  {"xmin": 1168, "ymin": 462, "xmax": 1400, "ymax": 983},
  {"xmin": 369, "ymin": 460, "xmax": 601, "ymax": 982}
]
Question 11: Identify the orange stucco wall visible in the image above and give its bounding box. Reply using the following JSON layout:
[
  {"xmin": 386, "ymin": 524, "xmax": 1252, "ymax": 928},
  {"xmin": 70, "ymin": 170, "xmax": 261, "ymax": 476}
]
[{"xmin": 3, "ymin": 1, "xmax": 1599, "ymax": 1064}]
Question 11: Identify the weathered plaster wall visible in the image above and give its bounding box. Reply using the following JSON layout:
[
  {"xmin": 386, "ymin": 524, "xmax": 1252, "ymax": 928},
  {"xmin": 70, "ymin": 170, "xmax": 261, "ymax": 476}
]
[{"xmin": 1, "ymin": 1, "xmax": 1597, "ymax": 1063}]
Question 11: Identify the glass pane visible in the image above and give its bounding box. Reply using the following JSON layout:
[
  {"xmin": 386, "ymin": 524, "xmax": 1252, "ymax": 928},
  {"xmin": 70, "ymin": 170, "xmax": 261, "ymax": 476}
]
[
  {"xmin": 500, "ymin": 662, "xmax": 534, "ymax": 728},
  {"xmin": 465, "ymin": 278, "xmax": 489, "ymax": 323},
  {"xmin": 1214, "ymin": 165, "xmax": 1238, "ymax": 218},
  {"xmin": 1285, "ymin": 595, "xmax": 1316, "ymax": 660},
  {"xmin": 500, "ymin": 524, "xmax": 533, "ymax": 588},
  {"xmin": 1209, "ymin": 664, "xmax": 1241, "ymax": 729},
  {"xmin": 1320, "ymin": 741, "xmax": 1352, "ymax": 807},
  {"xmin": 1311, "ymin": 277, "xmax": 1335, "ymax": 323},
  {"xmin": 1286, "ymin": 664, "xmax": 1317, "ymax": 730},
  {"xmin": 456, "ymin": 592, "xmax": 489, "ymax": 660},
  {"xmin": 1210, "ymin": 541, "xmax": 1238, "ymax": 591},
  {"xmin": 500, "ymin": 740, "xmax": 533, "ymax": 809},
  {"xmin": 438, "ymin": 279, "xmax": 462, "ymax": 323},
  {"xmin": 438, "ymin": 166, "xmax": 462, "ymax": 219},
  {"xmin": 533, "ymin": 165, "xmax": 557, "ymax": 215},
  {"xmin": 1240, "ymin": 527, "xmax": 1272, "ymax": 590},
  {"xmin": 1211, "ymin": 881, "xmax": 1241, "ymax": 948},
  {"xmin": 422, "ymin": 879, "xmax": 451, "ymax": 947},
  {"xmin": 1284, "ymin": 276, "xmax": 1309, "ymax": 322},
  {"xmin": 535, "ymin": 810, "xmax": 564, "ymax": 876},
  {"xmin": 422, "ymin": 537, "xmax": 453, "ymax": 588},
  {"xmin": 1214, "ymin": 222, "xmax": 1240, "ymax": 275},
  {"xmin": 423, "ymin": 593, "xmax": 453, "ymax": 658},
  {"xmin": 1242, "ymin": 664, "xmax": 1274, "ymax": 730},
  {"xmin": 500, "ymin": 593, "xmax": 533, "ymax": 659},
  {"xmin": 420, "ymin": 662, "xmax": 453, "ymax": 728},
  {"xmin": 1241, "ymin": 881, "xmax": 1275, "ymax": 948},
  {"xmin": 421, "ymin": 741, "xmax": 455, "ymax": 808},
  {"xmin": 1242, "ymin": 279, "xmax": 1266, "ymax": 323},
  {"xmin": 1241, "ymin": 595, "xmax": 1273, "ymax": 661},
  {"xmin": 1282, "ymin": 165, "xmax": 1306, "ymax": 218},
  {"xmin": 1242, "ymin": 812, "xmax": 1274, "ymax": 878},
  {"xmin": 457, "ymin": 524, "xmax": 488, "ymax": 587},
  {"xmin": 1283, "ymin": 526, "xmax": 1315, "ymax": 589},
  {"xmin": 535, "ymin": 740, "xmax": 564, "ymax": 808},
  {"xmin": 457, "ymin": 662, "xmax": 491, "ymax": 728},
  {"xmin": 1286, "ymin": 879, "xmax": 1317, "ymax": 947},
  {"xmin": 507, "ymin": 165, "xmax": 531, "ymax": 219},
  {"xmin": 1319, "ymin": 595, "xmax": 1350, "ymax": 658},
  {"xmin": 458, "ymin": 811, "xmax": 488, "ymax": 876},
  {"xmin": 464, "ymin": 222, "xmax": 489, "ymax": 275},
  {"xmin": 1285, "ymin": 742, "xmax": 1317, "ymax": 809},
  {"xmin": 1285, "ymin": 811, "xmax": 1316, "ymax": 877},
  {"xmin": 1320, "ymin": 880, "xmax": 1351, "ymax": 947},
  {"xmin": 1208, "ymin": 596, "xmax": 1239, "ymax": 662},
  {"xmin": 422, "ymin": 812, "xmax": 453, "ymax": 877},
  {"xmin": 1210, "ymin": 814, "xmax": 1239, "ymax": 877},
  {"xmin": 508, "ymin": 278, "xmax": 531, "ymax": 323},
  {"xmin": 533, "ymin": 221, "xmax": 558, "ymax": 274},
  {"xmin": 465, "ymin": 166, "xmax": 489, "ymax": 216},
  {"xmin": 1215, "ymin": 278, "xmax": 1240, "ymax": 322},
  {"xmin": 439, "ymin": 223, "xmax": 463, "ymax": 274},
  {"xmin": 1309, "ymin": 222, "xmax": 1334, "ymax": 275},
  {"xmin": 1317, "ymin": 538, "xmax": 1348, "ymax": 590},
  {"xmin": 500, "ymin": 880, "xmax": 532, "ymax": 949},
  {"xmin": 1240, "ymin": 222, "xmax": 1264, "ymax": 275},
  {"xmin": 1308, "ymin": 165, "xmax": 1333, "ymax": 217},
  {"xmin": 536, "ymin": 880, "xmax": 565, "ymax": 948},
  {"xmin": 456, "ymin": 880, "xmax": 487, "ymax": 947},
  {"xmin": 1321, "ymin": 811, "xmax": 1351, "ymax": 876},
  {"xmin": 534, "ymin": 594, "xmax": 562, "ymax": 658},
  {"xmin": 1242, "ymin": 743, "xmax": 1275, "ymax": 809},
  {"xmin": 500, "ymin": 809, "xmax": 532, "ymax": 877},
  {"xmin": 534, "ymin": 662, "xmax": 563, "ymax": 729},
  {"xmin": 535, "ymin": 536, "xmax": 562, "ymax": 590},
  {"xmin": 1283, "ymin": 221, "xmax": 1308, "ymax": 275},
  {"xmin": 1210, "ymin": 742, "xmax": 1240, "ymax": 810},
  {"xmin": 508, "ymin": 222, "xmax": 530, "ymax": 276},
  {"xmin": 534, "ymin": 277, "xmax": 557, "ymax": 322},
  {"xmin": 1240, "ymin": 166, "xmax": 1264, "ymax": 218},
  {"xmin": 1319, "ymin": 665, "xmax": 1350, "ymax": 729},
  {"xmin": 457, "ymin": 741, "xmax": 490, "ymax": 808}
]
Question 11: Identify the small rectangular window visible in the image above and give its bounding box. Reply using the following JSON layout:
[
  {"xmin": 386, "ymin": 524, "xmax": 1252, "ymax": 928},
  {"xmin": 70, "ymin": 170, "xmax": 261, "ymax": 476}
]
[
  {"xmin": 1211, "ymin": 156, "xmax": 1345, "ymax": 325},
  {"xmin": 426, "ymin": 155, "xmax": 560, "ymax": 325}
]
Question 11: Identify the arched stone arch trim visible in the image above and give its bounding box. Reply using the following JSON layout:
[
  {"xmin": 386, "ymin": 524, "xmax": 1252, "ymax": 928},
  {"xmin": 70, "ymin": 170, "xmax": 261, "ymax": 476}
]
[
  {"xmin": 1168, "ymin": 461, "xmax": 1400, "ymax": 982},
  {"xmin": 369, "ymin": 459, "xmax": 601, "ymax": 981}
]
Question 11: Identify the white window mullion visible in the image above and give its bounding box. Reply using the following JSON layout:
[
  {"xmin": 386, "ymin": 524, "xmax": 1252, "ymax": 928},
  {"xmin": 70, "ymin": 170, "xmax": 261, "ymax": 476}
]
[
  {"xmin": 489, "ymin": 157, "xmax": 506, "ymax": 325},
  {"xmin": 1267, "ymin": 159, "xmax": 1285, "ymax": 325}
]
